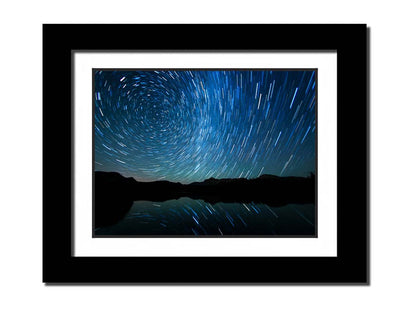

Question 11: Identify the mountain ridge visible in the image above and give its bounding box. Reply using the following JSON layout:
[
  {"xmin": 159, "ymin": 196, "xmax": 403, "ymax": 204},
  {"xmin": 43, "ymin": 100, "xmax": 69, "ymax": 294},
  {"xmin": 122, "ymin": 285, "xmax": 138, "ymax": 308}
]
[{"xmin": 97, "ymin": 171, "xmax": 310, "ymax": 185}]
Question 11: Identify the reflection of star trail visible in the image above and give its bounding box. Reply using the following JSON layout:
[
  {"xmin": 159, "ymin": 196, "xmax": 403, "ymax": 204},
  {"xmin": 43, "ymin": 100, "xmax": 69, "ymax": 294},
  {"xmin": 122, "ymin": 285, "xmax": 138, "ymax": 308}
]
[
  {"xmin": 94, "ymin": 70, "xmax": 316, "ymax": 183},
  {"xmin": 95, "ymin": 198, "xmax": 316, "ymax": 236}
]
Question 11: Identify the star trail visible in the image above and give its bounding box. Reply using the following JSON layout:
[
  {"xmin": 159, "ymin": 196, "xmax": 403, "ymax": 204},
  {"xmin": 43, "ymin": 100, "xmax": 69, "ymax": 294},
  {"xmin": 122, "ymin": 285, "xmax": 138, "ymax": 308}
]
[{"xmin": 94, "ymin": 69, "xmax": 316, "ymax": 183}]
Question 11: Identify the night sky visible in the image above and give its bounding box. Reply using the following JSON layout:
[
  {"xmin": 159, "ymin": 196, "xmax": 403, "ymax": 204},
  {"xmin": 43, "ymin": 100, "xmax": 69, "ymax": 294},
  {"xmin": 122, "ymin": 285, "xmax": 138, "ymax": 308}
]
[{"xmin": 94, "ymin": 70, "xmax": 316, "ymax": 184}]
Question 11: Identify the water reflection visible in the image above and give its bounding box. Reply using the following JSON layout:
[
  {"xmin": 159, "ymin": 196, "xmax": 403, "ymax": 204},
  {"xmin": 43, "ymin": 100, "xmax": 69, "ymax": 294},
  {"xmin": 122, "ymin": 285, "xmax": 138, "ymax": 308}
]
[{"xmin": 94, "ymin": 197, "xmax": 315, "ymax": 236}]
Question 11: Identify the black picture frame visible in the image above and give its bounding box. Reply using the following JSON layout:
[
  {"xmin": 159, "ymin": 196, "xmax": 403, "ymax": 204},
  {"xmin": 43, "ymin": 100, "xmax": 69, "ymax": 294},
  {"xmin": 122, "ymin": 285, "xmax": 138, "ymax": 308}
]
[{"xmin": 43, "ymin": 24, "xmax": 368, "ymax": 284}]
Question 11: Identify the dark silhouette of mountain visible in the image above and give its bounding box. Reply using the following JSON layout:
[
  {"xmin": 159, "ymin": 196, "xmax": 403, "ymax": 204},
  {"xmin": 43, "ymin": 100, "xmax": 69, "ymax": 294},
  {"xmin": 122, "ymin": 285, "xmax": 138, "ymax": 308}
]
[
  {"xmin": 94, "ymin": 171, "xmax": 315, "ymax": 227},
  {"xmin": 257, "ymin": 173, "xmax": 281, "ymax": 180}
]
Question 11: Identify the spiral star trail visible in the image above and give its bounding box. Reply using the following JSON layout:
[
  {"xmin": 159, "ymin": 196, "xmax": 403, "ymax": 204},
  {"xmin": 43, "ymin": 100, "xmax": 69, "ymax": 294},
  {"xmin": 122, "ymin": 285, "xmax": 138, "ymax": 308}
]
[{"xmin": 94, "ymin": 69, "xmax": 316, "ymax": 183}]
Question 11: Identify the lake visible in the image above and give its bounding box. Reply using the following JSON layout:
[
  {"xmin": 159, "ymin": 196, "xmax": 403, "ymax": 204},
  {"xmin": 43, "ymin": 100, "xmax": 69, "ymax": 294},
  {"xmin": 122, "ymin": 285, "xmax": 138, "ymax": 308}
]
[{"xmin": 94, "ymin": 197, "xmax": 315, "ymax": 236}]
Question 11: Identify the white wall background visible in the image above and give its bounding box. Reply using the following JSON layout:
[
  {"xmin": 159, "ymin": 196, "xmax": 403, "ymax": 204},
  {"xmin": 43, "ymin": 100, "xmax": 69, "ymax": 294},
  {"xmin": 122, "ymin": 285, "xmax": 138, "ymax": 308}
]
[{"xmin": 0, "ymin": 1, "xmax": 415, "ymax": 311}]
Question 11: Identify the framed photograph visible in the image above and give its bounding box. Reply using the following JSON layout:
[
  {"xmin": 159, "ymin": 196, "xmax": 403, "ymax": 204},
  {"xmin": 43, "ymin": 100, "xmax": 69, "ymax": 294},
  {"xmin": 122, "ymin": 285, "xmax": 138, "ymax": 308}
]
[{"xmin": 43, "ymin": 24, "xmax": 368, "ymax": 283}]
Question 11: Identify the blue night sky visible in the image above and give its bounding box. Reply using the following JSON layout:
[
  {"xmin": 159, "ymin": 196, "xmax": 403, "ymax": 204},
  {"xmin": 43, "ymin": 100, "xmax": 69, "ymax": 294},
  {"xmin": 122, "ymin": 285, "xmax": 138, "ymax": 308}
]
[{"xmin": 94, "ymin": 70, "xmax": 316, "ymax": 183}]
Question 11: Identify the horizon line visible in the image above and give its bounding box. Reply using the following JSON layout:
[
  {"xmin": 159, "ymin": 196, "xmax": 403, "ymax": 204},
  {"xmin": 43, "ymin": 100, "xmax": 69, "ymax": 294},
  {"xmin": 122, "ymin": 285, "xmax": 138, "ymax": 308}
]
[{"xmin": 94, "ymin": 170, "xmax": 316, "ymax": 185}]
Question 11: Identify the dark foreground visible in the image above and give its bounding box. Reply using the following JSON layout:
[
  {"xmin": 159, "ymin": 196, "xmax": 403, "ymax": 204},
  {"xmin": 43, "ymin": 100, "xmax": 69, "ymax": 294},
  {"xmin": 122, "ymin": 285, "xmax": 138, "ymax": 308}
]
[{"xmin": 94, "ymin": 171, "xmax": 315, "ymax": 235}]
